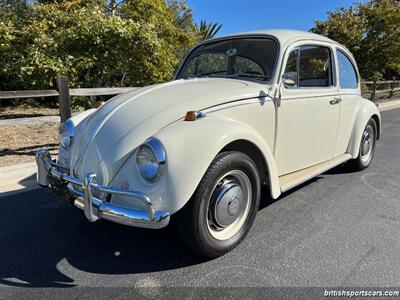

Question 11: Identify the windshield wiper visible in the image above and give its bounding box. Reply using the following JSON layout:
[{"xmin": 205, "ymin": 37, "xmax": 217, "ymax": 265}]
[
  {"xmin": 226, "ymin": 73, "xmax": 269, "ymax": 80},
  {"xmin": 190, "ymin": 71, "xmax": 269, "ymax": 81},
  {"xmin": 191, "ymin": 70, "xmax": 227, "ymax": 78}
]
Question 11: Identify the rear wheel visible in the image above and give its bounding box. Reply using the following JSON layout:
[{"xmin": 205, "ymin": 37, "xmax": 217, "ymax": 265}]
[
  {"xmin": 178, "ymin": 151, "xmax": 261, "ymax": 258},
  {"xmin": 349, "ymin": 118, "xmax": 377, "ymax": 171}
]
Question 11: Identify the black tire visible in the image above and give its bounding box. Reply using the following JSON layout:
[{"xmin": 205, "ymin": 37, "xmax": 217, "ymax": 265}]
[
  {"xmin": 177, "ymin": 151, "xmax": 261, "ymax": 258},
  {"xmin": 349, "ymin": 118, "xmax": 377, "ymax": 171}
]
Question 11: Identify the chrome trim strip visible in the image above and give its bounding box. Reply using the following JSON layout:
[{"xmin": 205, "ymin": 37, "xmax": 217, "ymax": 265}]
[
  {"xmin": 36, "ymin": 149, "xmax": 168, "ymax": 229},
  {"xmin": 281, "ymin": 93, "xmax": 339, "ymax": 101},
  {"xmin": 205, "ymin": 98, "xmax": 273, "ymax": 114},
  {"xmin": 281, "ymin": 92, "xmax": 361, "ymax": 102},
  {"xmin": 339, "ymin": 92, "xmax": 361, "ymax": 96},
  {"xmin": 202, "ymin": 94, "xmax": 274, "ymax": 112}
]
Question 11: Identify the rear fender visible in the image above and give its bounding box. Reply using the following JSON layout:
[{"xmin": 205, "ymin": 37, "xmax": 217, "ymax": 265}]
[{"xmin": 347, "ymin": 99, "xmax": 381, "ymax": 158}]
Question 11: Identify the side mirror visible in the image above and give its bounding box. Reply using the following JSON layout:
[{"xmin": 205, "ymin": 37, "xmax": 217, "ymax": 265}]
[{"xmin": 282, "ymin": 71, "xmax": 297, "ymax": 87}]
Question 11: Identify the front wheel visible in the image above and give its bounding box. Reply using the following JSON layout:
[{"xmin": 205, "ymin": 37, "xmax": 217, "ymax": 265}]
[
  {"xmin": 349, "ymin": 118, "xmax": 377, "ymax": 171},
  {"xmin": 178, "ymin": 151, "xmax": 261, "ymax": 258}
]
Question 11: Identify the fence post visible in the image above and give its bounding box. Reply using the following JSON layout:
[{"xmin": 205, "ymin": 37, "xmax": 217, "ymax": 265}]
[
  {"xmin": 389, "ymin": 77, "xmax": 396, "ymax": 98},
  {"xmin": 57, "ymin": 75, "xmax": 71, "ymax": 122},
  {"xmin": 370, "ymin": 80, "xmax": 377, "ymax": 101}
]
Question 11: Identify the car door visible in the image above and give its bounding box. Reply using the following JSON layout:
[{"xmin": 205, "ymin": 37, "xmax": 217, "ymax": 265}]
[
  {"xmin": 333, "ymin": 48, "xmax": 362, "ymax": 156},
  {"xmin": 274, "ymin": 43, "xmax": 341, "ymax": 175}
]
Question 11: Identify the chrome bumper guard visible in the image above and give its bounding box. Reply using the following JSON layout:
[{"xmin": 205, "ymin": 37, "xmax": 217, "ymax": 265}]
[{"xmin": 35, "ymin": 149, "xmax": 170, "ymax": 229}]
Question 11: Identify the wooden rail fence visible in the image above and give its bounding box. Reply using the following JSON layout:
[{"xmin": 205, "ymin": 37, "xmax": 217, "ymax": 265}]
[
  {"xmin": 0, "ymin": 76, "xmax": 398, "ymax": 122},
  {"xmin": 0, "ymin": 76, "xmax": 137, "ymax": 122},
  {"xmin": 361, "ymin": 77, "xmax": 400, "ymax": 101}
]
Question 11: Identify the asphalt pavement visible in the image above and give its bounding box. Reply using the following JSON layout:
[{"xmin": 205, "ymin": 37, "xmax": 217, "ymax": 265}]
[{"xmin": 0, "ymin": 108, "xmax": 399, "ymax": 295}]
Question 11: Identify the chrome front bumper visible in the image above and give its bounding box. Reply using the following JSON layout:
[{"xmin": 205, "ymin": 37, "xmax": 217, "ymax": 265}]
[{"xmin": 35, "ymin": 149, "xmax": 170, "ymax": 229}]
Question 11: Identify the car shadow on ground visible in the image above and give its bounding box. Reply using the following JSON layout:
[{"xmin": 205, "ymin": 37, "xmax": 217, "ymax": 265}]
[
  {"xmin": 324, "ymin": 162, "xmax": 357, "ymax": 175},
  {"xmin": 0, "ymin": 143, "xmax": 58, "ymax": 157},
  {"xmin": 0, "ymin": 188, "xmax": 210, "ymax": 287},
  {"xmin": 0, "ymin": 166, "xmax": 338, "ymax": 288}
]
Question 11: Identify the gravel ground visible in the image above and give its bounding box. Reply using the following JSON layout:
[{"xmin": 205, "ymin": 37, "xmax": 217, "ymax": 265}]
[
  {"xmin": 0, "ymin": 107, "xmax": 59, "ymax": 119},
  {"xmin": 0, "ymin": 107, "xmax": 60, "ymax": 166},
  {"xmin": 0, "ymin": 122, "xmax": 58, "ymax": 167}
]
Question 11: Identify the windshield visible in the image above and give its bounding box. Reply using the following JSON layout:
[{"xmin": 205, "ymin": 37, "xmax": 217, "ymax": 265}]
[{"xmin": 177, "ymin": 37, "xmax": 278, "ymax": 82}]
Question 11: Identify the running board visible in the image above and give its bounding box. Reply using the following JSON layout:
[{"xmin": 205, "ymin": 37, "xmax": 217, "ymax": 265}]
[{"xmin": 279, "ymin": 154, "xmax": 352, "ymax": 193}]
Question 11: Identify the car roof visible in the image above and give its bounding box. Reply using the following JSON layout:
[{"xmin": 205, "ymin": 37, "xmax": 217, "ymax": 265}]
[{"xmin": 204, "ymin": 29, "xmax": 340, "ymax": 49}]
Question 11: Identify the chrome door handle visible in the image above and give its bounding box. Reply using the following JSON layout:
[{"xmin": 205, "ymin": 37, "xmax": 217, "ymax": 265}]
[{"xmin": 330, "ymin": 97, "xmax": 342, "ymax": 105}]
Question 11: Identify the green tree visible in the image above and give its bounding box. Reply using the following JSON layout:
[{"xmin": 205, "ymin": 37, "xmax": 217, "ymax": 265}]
[
  {"xmin": 311, "ymin": 0, "xmax": 400, "ymax": 80},
  {"xmin": 197, "ymin": 20, "xmax": 222, "ymax": 40},
  {"xmin": 0, "ymin": 0, "xmax": 199, "ymax": 94}
]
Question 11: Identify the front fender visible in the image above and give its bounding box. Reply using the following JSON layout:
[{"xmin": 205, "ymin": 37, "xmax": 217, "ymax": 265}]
[
  {"xmin": 152, "ymin": 116, "xmax": 280, "ymax": 214},
  {"xmin": 347, "ymin": 99, "xmax": 381, "ymax": 158},
  {"xmin": 68, "ymin": 108, "xmax": 96, "ymax": 129},
  {"xmin": 58, "ymin": 108, "xmax": 96, "ymax": 166}
]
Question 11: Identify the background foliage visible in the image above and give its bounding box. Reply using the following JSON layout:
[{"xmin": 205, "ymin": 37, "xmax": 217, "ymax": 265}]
[
  {"xmin": 311, "ymin": 0, "xmax": 400, "ymax": 80},
  {"xmin": 0, "ymin": 0, "xmax": 222, "ymax": 93},
  {"xmin": 1, "ymin": 0, "xmax": 399, "ymax": 97}
]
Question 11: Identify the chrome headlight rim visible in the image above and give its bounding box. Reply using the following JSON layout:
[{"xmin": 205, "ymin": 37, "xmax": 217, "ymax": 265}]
[
  {"xmin": 59, "ymin": 119, "xmax": 74, "ymax": 150},
  {"xmin": 135, "ymin": 137, "xmax": 166, "ymax": 183}
]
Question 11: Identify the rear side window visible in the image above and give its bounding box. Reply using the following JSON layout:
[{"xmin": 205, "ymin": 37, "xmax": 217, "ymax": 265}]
[{"xmin": 336, "ymin": 49, "xmax": 358, "ymax": 89}]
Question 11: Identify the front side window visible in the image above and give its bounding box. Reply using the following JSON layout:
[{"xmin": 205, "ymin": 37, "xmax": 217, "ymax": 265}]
[
  {"xmin": 336, "ymin": 49, "xmax": 358, "ymax": 89},
  {"xmin": 299, "ymin": 46, "xmax": 332, "ymax": 87},
  {"xmin": 177, "ymin": 38, "xmax": 278, "ymax": 82},
  {"xmin": 283, "ymin": 45, "xmax": 333, "ymax": 88}
]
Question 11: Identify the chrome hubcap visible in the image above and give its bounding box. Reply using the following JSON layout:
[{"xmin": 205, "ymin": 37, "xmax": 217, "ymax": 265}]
[
  {"xmin": 207, "ymin": 170, "xmax": 251, "ymax": 240},
  {"xmin": 211, "ymin": 181, "xmax": 243, "ymax": 227},
  {"xmin": 361, "ymin": 124, "xmax": 374, "ymax": 162}
]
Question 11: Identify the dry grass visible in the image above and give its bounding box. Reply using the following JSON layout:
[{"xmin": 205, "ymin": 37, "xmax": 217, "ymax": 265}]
[{"xmin": 0, "ymin": 122, "xmax": 58, "ymax": 167}]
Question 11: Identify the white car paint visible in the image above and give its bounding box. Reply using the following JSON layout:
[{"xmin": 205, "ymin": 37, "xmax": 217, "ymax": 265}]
[{"xmin": 59, "ymin": 29, "xmax": 381, "ymax": 216}]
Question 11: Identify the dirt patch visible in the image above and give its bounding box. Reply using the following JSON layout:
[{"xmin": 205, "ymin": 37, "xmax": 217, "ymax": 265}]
[
  {"xmin": 0, "ymin": 122, "xmax": 58, "ymax": 167},
  {"xmin": 0, "ymin": 107, "xmax": 59, "ymax": 120}
]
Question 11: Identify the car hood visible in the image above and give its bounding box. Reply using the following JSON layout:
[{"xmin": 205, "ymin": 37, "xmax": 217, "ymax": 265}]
[{"xmin": 69, "ymin": 78, "xmax": 270, "ymax": 185}]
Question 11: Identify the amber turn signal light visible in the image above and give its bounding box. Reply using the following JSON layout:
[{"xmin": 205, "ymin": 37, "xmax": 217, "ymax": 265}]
[
  {"xmin": 184, "ymin": 111, "xmax": 205, "ymax": 121},
  {"xmin": 95, "ymin": 101, "xmax": 105, "ymax": 109}
]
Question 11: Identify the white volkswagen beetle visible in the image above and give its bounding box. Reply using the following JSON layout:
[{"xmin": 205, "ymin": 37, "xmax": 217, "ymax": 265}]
[{"xmin": 36, "ymin": 30, "xmax": 381, "ymax": 258}]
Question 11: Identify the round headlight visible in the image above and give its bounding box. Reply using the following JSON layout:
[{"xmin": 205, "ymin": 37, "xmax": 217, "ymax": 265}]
[
  {"xmin": 136, "ymin": 138, "xmax": 166, "ymax": 182},
  {"xmin": 59, "ymin": 120, "xmax": 74, "ymax": 150}
]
